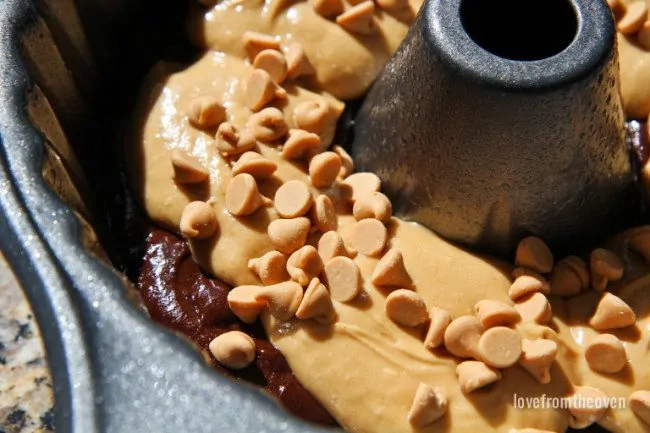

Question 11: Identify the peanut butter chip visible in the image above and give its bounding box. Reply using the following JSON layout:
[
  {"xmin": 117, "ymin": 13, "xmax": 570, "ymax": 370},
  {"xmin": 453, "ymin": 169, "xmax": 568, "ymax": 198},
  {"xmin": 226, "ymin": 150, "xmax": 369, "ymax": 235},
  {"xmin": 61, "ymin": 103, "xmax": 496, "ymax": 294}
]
[
  {"xmin": 282, "ymin": 129, "xmax": 321, "ymax": 160},
  {"xmin": 585, "ymin": 333, "xmax": 628, "ymax": 374},
  {"xmin": 293, "ymin": 100, "xmax": 330, "ymax": 134},
  {"xmin": 444, "ymin": 316, "xmax": 485, "ymax": 359},
  {"xmin": 407, "ymin": 383, "xmax": 448, "ymax": 427},
  {"xmin": 514, "ymin": 292, "xmax": 552, "ymax": 324},
  {"xmin": 376, "ymin": 0, "xmax": 409, "ymax": 12},
  {"xmin": 323, "ymin": 256, "xmax": 361, "ymax": 302},
  {"xmin": 628, "ymin": 225, "xmax": 650, "ymax": 262},
  {"xmin": 518, "ymin": 338, "xmax": 557, "ymax": 384},
  {"xmin": 309, "ymin": 151, "xmax": 343, "ymax": 188},
  {"xmin": 187, "ymin": 95, "xmax": 225, "ymax": 128},
  {"xmin": 567, "ymin": 386, "xmax": 609, "ymax": 429},
  {"xmin": 253, "ymin": 49, "xmax": 288, "ymax": 84},
  {"xmin": 589, "ymin": 292, "xmax": 636, "ymax": 330},
  {"xmin": 296, "ymin": 278, "xmax": 336, "ymax": 324},
  {"xmin": 341, "ymin": 172, "xmax": 381, "ymax": 203},
  {"xmin": 618, "ymin": 1, "xmax": 648, "ymax": 34},
  {"xmin": 255, "ymin": 281, "xmax": 304, "ymax": 321},
  {"xmin": 247, "ymin": 107, "xmax": 288, "ymax": 142},
  {"xmin": 349, "ymin": 218, "xmax": 388, "ymax": 257},
  {"xmin": 226, "ymin": 173, "xmax": 267, "ymax": 216},
  {"xmin": 287, "ymin": 245, "xmax": 324, "ymax": 286},
  {"xmin": 509, "ymin": 269, "xmax": 550, "ymax": 300},
  {"xmin": 371, "ymin": 247, "xmax": 412, "ymax": 287},
  {"xmin": 332, "ymin": 145, "xmax": 354, "ymax": 178},
  {"xmin": 630, "ymin": 390, "xmax": 650, "ymax": 425},
  {"xmin": 208, "ymin": 331, "xmax": 256, "ymax": 369},
  {"xmin": 274, "ymin": 180, "xmax": 313, "ymax": 218},
  {"xmin": 215, "ymin": 123, "xmax": 256, "ymax": 156},
  {"xmin": 312, "ymin": 0, "xmax": 344, "ymax": 18},
  {"xmin": 515, "ymin": 236, "xmax": 554, "ymax": 274},
  {"xmin": 384, "ymin": 289, "xmax": 429, "ymax": 327},
  {"xmin": 248, "ymin": 251, "xmax": 289, "ymax": 285},
  {"xmin": 285, "ymin": 43, "xmax": 316, "ymax": 80},
  {"xmin": 477, "ymin": 326, "xmax": 522, "ymax": 368},
  {"xmin": 267, "ymin": 217, "xmax": 311, "ymax": 254},
  {"xmin": 318, "ymin": 231, "xmax": 354, "ymax": 263},
  {"xmin": 310, "ymin": 195, "xmax": 338, "ymax": 233},
  {"xmin": 590, "ymin": 248, "xmax": 624, "ymax": 291},
  {"xmin": 353, "ymin": 191, "xmax": 393, "ymax": 223},
  {"xmin": 179, "ymin": 201, "xmax": 218, "ymax": 239},
  {"xmin": 242, "ymin": 31, "xmax": 281, "ymax": 60},
  {"xmin": 510, "ymin": 429, "xmax": 556, "ymax": 433},
  {"xmin": 474, "ymin": 300, "xmax": 521, "ymax": 328},
  {"xmin": 336, "ymin": 1, "xmax": 376, "ymax": 35},
  {"xmin": 424, "ymin": 306, "xmax": 452, "ymax": 350},
  {"xmin": 171, "ymin": 150, "xmax": 209, "ymax": 184},
  {"xmin": 232, "ymin": 151, "xmax": 278, "ymax": 180},
  {"xmin": 456, "ymin": 360, "xmax": 501, "ymax": 394},
  {"xmin": 227, "ymin": 285, "xmax": 266, "ymax": 323},
  {"xmin": 638, "ymin": 21, "xmax": 650, "ymax": 50},
  {"xmin": 245, "ymin": 69, "xmax": 277, "ymax": 112},
  {"xmin": 549, "ymin": 256, "xmax": 590, "ymax": 297}
]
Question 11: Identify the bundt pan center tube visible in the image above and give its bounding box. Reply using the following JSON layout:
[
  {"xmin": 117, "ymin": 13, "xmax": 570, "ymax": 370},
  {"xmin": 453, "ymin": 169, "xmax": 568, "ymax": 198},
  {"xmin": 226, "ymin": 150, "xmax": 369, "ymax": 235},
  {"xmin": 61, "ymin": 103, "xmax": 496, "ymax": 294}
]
[{"xmin": 353, "ymin": 0, "xmax": 632, "ymax": 255}]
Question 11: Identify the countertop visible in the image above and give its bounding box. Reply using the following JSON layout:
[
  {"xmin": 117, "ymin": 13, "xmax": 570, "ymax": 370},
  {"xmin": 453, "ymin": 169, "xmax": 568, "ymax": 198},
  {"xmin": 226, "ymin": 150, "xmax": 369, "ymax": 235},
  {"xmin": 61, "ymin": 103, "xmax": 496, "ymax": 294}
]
[{"xmin": 0, "ymin": 252, "xmax": 55, "ymax": 433}]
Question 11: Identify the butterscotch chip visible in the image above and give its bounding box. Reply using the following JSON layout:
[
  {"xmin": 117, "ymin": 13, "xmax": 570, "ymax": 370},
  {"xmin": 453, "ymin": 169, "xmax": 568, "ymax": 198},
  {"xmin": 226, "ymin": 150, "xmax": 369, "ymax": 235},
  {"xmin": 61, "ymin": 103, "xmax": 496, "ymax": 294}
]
[
  {"xmin": 630, "ymin": 390, "xmax": 650, "ymax": 425},
  {"xmin": 282, "ymin": 129, "xmax": 321, "ymax": 160},
  {"xmin": 444, "ymin": 316, "xmax": 485, "ymax": 359},
  {"xmin": 456, "ymin": 360, "xmax": 501, "ymax": 394},
  {"xmin": 638, "ymin": 21, "xmax": 650, "ymax": 50},
  {"xmin": 407, "ymin": 383, "xmax": 448, "ymax": 427},
  {"xmin": 585, "ymin": 333, "xmax": 627, "ymax": 374},
  {"xmin": 187, "ymin": 95, "xmax": 225, "ymax": 128},
  {"xmin": 215, "ymin": 123, "xmax": 256, "ymax": 156},
  {"xmin": 323, "ymin": 256, "xmax": 361, "ymax": 302},
  {"xmin": 267, "ymin": 217, "xmax": 311, "ymax": 254},
  {"xmin": 295, "ymin": 278, "xmax": 336, "ymax": 324},
  {"xmin": 255, "ymin": 281, "xmax": 304, "ymax": 321},
  {"xmin": 309, "ymin": 152, "xmax": 343, "ymax": 188},
  {"xmin": 285, "ymin": 42, "xmax": 316, "ymax": 80},
  {"xmin": 514, "ymin": 292, "xmax": 552, "ymax": 324},
  {"xmin": 318, "ymin": 231, "xmax": 355, "ymax": 263},
  {"xmin": 312, "ymin": 0, "xmax": 344, "ymax": 18},
  {"xmin": 293, "ymin": 100, "xmax": 330, "ymax": 134},
  {"xmin": 310, "ymin": 195, "xmax": 338, "ymax": 233},
  {"xmin": 518, "ymin": 338, "xmax": 557, "ymax": 384},
  {"xmin": 515, "ymin": 236, "xmax": 553, "ymax": 274},
  {"xmin": 245, "ymin": 69, "xmax": 277, "ymax": 112},
  {"xmin": 232, "ymin": 151, "xmax": 278, "ymax": 180},
  {"xmin": 287, "ymin": 245, "xmax": 324, "ymax": 286},
  {"xmin": 227, "ymin": 285, "xmax": 266, "ymax": 323},
  {"xmin": 566, "ymin": 386, "xmax": 609, "ymax": 429},
  {"xmin": 549, "ymin": 256, "xmax": 589, "ymax": 296},
  {"xmin": 253, "ymin": 49, "xmax": 288, "ymax": 84},
  {"xmin": 618, "ymin": 1, "xmax": 648, "ymax": 34},
  {"xmin": 248, "ymin": 251, "xmax": 289, "ymax": 285},
  {"xmin": 371, "ymin": 247, "xmax": 412, "ymax": 287},
  {"xmin": 179, "ymin": 201, "xmax": 218, "ymax": 239},
  {"xmin": 509, "ymin": 269, "xmax": 550, "ymax": 300},
  {"xmin": 209, "ymin": 331, "xmax": 256, "ymax": 369},
  {"xmin": 274, "ymin": 180, "xmax": 313, "ymax": 218},
  {"xmin": 247, "ymin": 107, "xmax": 288, "ymax": 142},
  {"xmin": 336, "ymin": 1, "xmax": 376, "ymax": 35},
  {"xmin": 332, "ymin": 145, "xmax": 354, "ymax": 178},
  {"xmin": 477, "ymin": 326, "xmax": 522, "ymax": 368},
  {"xmin": 341, "ymin": 172, "xmax": 381, "ymax": 203},
  {"xmin": 348, "ymin": 218, "xmax": 388, "ymax": 257},
  {"xmin": 242, "ymin": 31, "xmax": 281, "ymax": 60},
  {"xmin": 226, "ymin": 173, "xmax": 268, "ymax": 216},
  {"xmin": 590, "ymin": 248, "xmax": 624, "ymax": 291},
  {"xmin": 424, "ymin": 306, "xmax": 453, "ymax": 349},
  {"xmin": 353, "ymin": 191, "xmax": 393, "ymax": 223},
  {"xmin": 385, "ymin": 289, "xmax": 429, "ymax": 327},
  {"xmin": 474, "ymin": 299, "xmax": 521, "ymax": 328},
  {"xmin": 171, "ymin": 150, "xmax": 209, "ymax": 184},
  {"xmin": 589, "ymin": 292, "xmax": 636, "ymax": 330}
]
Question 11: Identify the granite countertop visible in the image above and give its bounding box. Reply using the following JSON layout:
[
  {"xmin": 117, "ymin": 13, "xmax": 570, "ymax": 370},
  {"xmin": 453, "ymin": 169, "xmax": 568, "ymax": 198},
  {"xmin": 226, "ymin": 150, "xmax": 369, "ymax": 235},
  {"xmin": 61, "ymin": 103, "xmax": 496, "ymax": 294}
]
[{"xmin": 0, "ymin": 252, "xmax": 55, "ymax": 433}]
